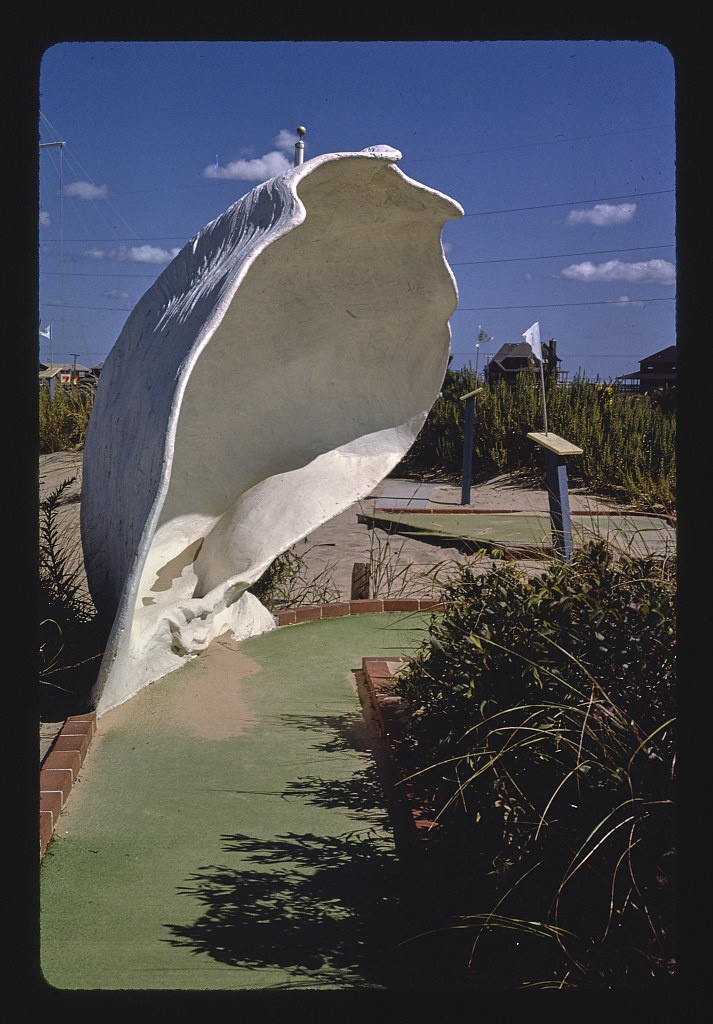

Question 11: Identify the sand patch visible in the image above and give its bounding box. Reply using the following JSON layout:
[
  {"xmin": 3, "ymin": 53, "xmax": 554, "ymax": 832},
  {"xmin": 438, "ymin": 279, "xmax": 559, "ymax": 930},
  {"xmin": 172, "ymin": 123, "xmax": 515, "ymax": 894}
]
[
  {"xmin": 168, "ymin": 634, "xmax": 263, "ymax": 739},
  {"xmin": 92, "ymin": 634, "xmax": 262, "ymax": 744}
]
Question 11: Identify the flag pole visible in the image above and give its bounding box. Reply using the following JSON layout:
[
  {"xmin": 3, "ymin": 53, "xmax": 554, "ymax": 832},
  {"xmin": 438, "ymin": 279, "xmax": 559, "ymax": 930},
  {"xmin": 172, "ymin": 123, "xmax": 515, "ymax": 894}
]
[
  {"xmin": 39, "ymin": 324, "xmax": 53, "ymax": 366},
  {"xmin": 523, "ymin": 321, "xmax": 549, "ymax": 435},
  {"xmin": 539, "ymin": 357, "xmax": 549, "ymax": 435}
]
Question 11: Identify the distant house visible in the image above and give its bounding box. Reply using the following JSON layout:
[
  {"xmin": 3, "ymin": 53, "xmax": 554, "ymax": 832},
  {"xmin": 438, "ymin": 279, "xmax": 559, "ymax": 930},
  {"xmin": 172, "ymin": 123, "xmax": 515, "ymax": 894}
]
[
  {"xmin": 39, "ymin": 361, "xmax": 94, "ymax": 387},
  {"xmin": 617, "ymin": 346, "xmax": 677, "ymax": 394},
  {"xmin": 38, "ymin": 362, "xmax": 64, "ymax": 385},
  {"xmin": 485, "ymin": 339, "xmax": 562, "ymax": 385}
]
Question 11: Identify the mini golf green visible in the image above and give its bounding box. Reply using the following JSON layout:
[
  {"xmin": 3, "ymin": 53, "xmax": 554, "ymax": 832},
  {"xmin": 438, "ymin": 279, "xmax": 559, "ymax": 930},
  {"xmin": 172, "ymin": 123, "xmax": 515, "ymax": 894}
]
[{"xmin": 362, "ymin": 511, "xmax": 675, "ymax": 557}]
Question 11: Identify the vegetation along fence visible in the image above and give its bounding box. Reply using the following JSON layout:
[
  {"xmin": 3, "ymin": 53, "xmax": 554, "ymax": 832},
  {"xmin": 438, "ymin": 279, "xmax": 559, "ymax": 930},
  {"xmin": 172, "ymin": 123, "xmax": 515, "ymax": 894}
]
[
  {"xmin": 402, "ymin": 368, "xmax": 675, "ymax": 513},
  {"xmin": 39, "ymin": 369, "xmax": 676, "ymax": 513}
]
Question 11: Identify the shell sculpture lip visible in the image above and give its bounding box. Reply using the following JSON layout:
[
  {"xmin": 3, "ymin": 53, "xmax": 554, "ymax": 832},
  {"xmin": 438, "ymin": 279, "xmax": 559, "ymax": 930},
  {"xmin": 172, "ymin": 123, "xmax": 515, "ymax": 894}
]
[{"xmin": 80, "ymin": 145, "xmax": 463, "ymax": 716}]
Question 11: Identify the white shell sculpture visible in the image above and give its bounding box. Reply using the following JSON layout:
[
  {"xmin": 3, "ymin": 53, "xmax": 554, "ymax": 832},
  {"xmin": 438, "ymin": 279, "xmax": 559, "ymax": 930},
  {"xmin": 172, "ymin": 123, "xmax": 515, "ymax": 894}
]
[{"xmin": 80, "ymin": 145, "xmax": 463, "ymax": 716}]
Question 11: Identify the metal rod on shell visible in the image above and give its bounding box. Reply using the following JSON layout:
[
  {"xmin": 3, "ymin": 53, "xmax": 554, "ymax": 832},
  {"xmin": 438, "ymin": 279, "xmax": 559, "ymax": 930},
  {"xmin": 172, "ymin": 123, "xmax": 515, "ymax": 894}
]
[{"xmin": 294, "ymin": 126, "xmax": 306, "ymax": 166}]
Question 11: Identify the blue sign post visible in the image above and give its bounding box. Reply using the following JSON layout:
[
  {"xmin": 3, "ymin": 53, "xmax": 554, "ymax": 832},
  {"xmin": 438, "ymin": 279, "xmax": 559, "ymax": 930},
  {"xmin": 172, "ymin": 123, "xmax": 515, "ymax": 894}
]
[
  {"xmin": 460, "ymin": 387, "xmax": 482, "ymax": 506},
  {"xmin": 527, "ymin": 431, "xmax": 583, "ymax": 563}
]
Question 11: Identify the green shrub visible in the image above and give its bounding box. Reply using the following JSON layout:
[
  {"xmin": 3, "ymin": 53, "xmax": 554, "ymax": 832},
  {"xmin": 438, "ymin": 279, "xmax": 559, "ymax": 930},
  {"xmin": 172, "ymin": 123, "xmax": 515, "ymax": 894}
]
[
  {"xmin": 39, "ymin": 478, "xmax": 104, "ymax": 707},
  {"xmin": 394, "ymin": 541, "xmax": 675, "ymax": 987}
]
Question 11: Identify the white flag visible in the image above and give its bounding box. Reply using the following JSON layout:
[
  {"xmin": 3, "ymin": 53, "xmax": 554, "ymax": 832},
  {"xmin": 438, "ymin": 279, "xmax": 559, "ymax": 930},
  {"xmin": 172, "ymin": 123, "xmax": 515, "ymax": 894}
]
[
  {"xmin": 522, "ymin": 321, "xmax": 542, "ymax": 363},
  {"xmin": 39, "ymin": 325, "xmax": 51, "ymax": 339},
  {"xmin": 477, "ymin": 325, "xmax": 492, "ymax": 344}
]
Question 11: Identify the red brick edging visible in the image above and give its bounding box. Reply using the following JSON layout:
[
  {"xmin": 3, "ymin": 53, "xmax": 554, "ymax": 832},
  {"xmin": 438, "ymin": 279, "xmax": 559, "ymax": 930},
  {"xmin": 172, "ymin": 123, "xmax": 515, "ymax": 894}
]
[
  {"xmin": 273, "ymin": 595, "xmax": 444, "ymax": 626},
  {"xmin": 361, "ymin": 657, "xmax": 441, "ymax": 839},
  {"xmin": 40, "ymin": 713, "xmax": 97, "ymax": 860}
]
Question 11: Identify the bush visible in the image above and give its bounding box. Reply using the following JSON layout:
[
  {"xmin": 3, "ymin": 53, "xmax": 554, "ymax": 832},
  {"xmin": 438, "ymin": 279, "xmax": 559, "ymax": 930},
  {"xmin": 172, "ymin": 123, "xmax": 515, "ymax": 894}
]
[
  {"xmin": 401, "ymin": 370, "xmax": 676, "ymax": 513},
  {"xmin": 39, "ymin": 478, "xmax": 105, "ymax": 710},
  {"xmin": 393, "ymin": 541, "xmax": 676, "ymax": 987}
]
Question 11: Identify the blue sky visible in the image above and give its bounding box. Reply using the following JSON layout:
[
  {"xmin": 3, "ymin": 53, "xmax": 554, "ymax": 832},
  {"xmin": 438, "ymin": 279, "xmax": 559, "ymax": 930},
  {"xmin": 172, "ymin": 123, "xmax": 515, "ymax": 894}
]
[{"xmin": 38, "ymin": 40, "xmax": 675, "ymax": 382}]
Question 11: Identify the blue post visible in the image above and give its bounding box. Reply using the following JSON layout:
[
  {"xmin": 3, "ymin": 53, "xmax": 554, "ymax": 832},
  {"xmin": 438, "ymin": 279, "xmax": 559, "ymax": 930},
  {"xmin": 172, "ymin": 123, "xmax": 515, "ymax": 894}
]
[
  {"xmin": 545, "ymin": 452, "xmax": 574, "ymax": 563},
  {"xmin": 460, "ymin": 395, "xmax": 474, "ymax": 505},
  {"xmin": 528, "ymin": 430, "xmax": 583, "ymax": 564}
]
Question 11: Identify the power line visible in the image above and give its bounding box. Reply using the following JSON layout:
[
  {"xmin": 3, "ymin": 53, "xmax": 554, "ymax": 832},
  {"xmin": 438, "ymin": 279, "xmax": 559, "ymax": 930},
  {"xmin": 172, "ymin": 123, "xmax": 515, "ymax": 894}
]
[
  {"xmin": 453, "ymin": 297, "xmax": 675, "ymax": 312},
  {"xmin": 460, "ymin": 189, "xmax": 674, "ymax": 218},
  {"xmin": 41, "ymin": 294, "xmax": 675, "ymax": 317},
  {"xmin": 41, "ymin": 237, "xmax": 187, "ymax": 244},
  {"xmin": 44, "ymin": 241, "xmax": 675, "ymax": 262},
  {"xmin": 407, "ymin": 123, "xmax": 675, "ymax": 164},
  {"xmin": 450, "ymin": 244, "xmax": 674, "ymax": 267},
  {"xmin": 40, "ymin": 242, "xmax": 675, "ymax": 284},
  {"xmin": 452, "ymin": 350, "xmax": 637, "ymax": 358},
  {"xmin": 42, "ymin": 270, "xmax": 161, "ymax": 278},
  {"xmin": 39, "ymin": 190, "xmax": 674, "ymax": 246},
  {"xmin": 41, "ymin": 112, "xmax": 142, "ymax": 242},
  {"xmin": 41, "ymin": 303, "xmax": 133, "ymax": 313},
  {"xmin": 38, "ymin": 114, "xmax": 675, "ymax": 363}
]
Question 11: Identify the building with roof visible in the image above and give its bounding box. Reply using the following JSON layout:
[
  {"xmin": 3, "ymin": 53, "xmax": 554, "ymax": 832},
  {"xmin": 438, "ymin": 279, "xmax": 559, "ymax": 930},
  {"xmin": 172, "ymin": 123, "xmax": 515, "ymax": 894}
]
[
  {"xmin": 617, "ymin": 346, "xmax": 677, "ymax": 394},
  {"xmin": 39, "ymin": 361, "xmax": 94, "ymax": 388},
  {"xmin": 485, "ymin": 339, "xmax": 563, "ymax": 385}
]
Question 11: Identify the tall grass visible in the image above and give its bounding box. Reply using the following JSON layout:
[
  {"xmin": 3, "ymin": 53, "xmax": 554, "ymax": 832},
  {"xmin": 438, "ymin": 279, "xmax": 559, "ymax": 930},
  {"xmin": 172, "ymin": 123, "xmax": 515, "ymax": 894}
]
[
  {"xmin": 249, "ymin": 544, "xmax": 340, "ymax": 610},
  {"xmin": 39, "ymin": 384, "xmax": 95, "ymax": 454},
  {"xmin": 403, "ymin": 370, "xmax": 676, "ymax": 512},
  {"xmin": 38, "ymin": 372, "xmax": 675, "ymax": 510}
]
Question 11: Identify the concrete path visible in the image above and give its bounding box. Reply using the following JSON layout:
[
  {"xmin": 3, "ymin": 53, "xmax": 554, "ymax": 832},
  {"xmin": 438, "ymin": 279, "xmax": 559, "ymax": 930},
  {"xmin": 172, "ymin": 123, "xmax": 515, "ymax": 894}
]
[{"xmin": 375, "ymin": 481, "xmax": 437, "ymax": 509}]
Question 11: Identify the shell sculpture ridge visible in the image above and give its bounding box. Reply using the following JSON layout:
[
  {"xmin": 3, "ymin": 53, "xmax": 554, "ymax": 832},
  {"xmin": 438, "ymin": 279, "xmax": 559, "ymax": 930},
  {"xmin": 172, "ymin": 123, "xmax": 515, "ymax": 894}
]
[{"xmin": 80, "ymin": 145, "xmax": 463, "ymax": 715}]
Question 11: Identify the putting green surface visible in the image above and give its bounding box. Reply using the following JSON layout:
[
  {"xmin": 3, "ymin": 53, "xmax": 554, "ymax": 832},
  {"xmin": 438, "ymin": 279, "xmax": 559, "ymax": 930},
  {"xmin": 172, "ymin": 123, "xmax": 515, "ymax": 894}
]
[
  {"xmin": 365, "ymin": 512, "xmax": 674, "ymax": 555},
  {"xmin": 40, "ymin": 613, "xmax": 433, "ymax": 991}
]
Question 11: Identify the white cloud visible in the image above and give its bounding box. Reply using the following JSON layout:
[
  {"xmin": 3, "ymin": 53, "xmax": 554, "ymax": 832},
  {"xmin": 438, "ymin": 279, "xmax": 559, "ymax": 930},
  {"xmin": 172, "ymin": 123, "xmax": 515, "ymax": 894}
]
[
  {"xmin": 39, "ymin": 210, "xmax": 51, "ymax": 228},
  {"xmin": 103, "ymin": 288, "xmax": 131, "ymax": 300},
  {"xmin": 203, "ymin": 129, "xmax": 299, "ymax": 181},
  {"xmin": 123, "ymin": 245, "xmax": 181, "ymax": 264},
  {"xmin": 83, "ymin": 245, "xmax": 181, "ymax": 264},
  {"xmin": 203, "ymin": 150, "xmax": 291, "ymax": 181},
  {"xmin": 614, "ymin": 295, "xmax": 645, "ymax": 307},
  {"xmin": 273, "ymin": 128, "xmax": 299, "ymax": 153},
  {"xmin": 560, "ymin": 259, "xmax": 675, "ymax": 284},
  {"xmin": 565, "ymin": 203, "xmax": 636, "ymax": 227},
  {"xmin": 62, "ymin": 181, "xmax": 109, "ymax": 199}
]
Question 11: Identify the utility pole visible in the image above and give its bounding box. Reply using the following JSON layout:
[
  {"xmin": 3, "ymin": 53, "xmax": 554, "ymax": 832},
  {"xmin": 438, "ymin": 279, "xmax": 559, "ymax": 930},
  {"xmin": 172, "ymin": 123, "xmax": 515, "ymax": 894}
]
[
  {"xmin": 460, "ymin": 329, "xmax": 490, "ymax": 505},
  {"xmin": 40, "ymin": 140, "xmax": 66, "ymax": 364},
  {"xmin": 71, "ymin": 353, "xmax": 79, "ymax": 384}
]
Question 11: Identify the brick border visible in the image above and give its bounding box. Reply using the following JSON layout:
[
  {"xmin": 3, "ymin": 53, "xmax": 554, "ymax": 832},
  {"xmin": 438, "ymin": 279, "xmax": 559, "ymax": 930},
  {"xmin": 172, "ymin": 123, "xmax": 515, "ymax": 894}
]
[
  {"xmin": 39, "ymin": 713, "xmax": 96, "ymax": 860},
  {"xmin": 360, "ymin": 657, "xmax": 441, "ymax": 840},
  {"xmin": 39, "ymin": 598, "xmax": 446, "ymax": 861},
  {"xmin": 273, "ymin": 595, "xmax": 445, "ymax": 626}
]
